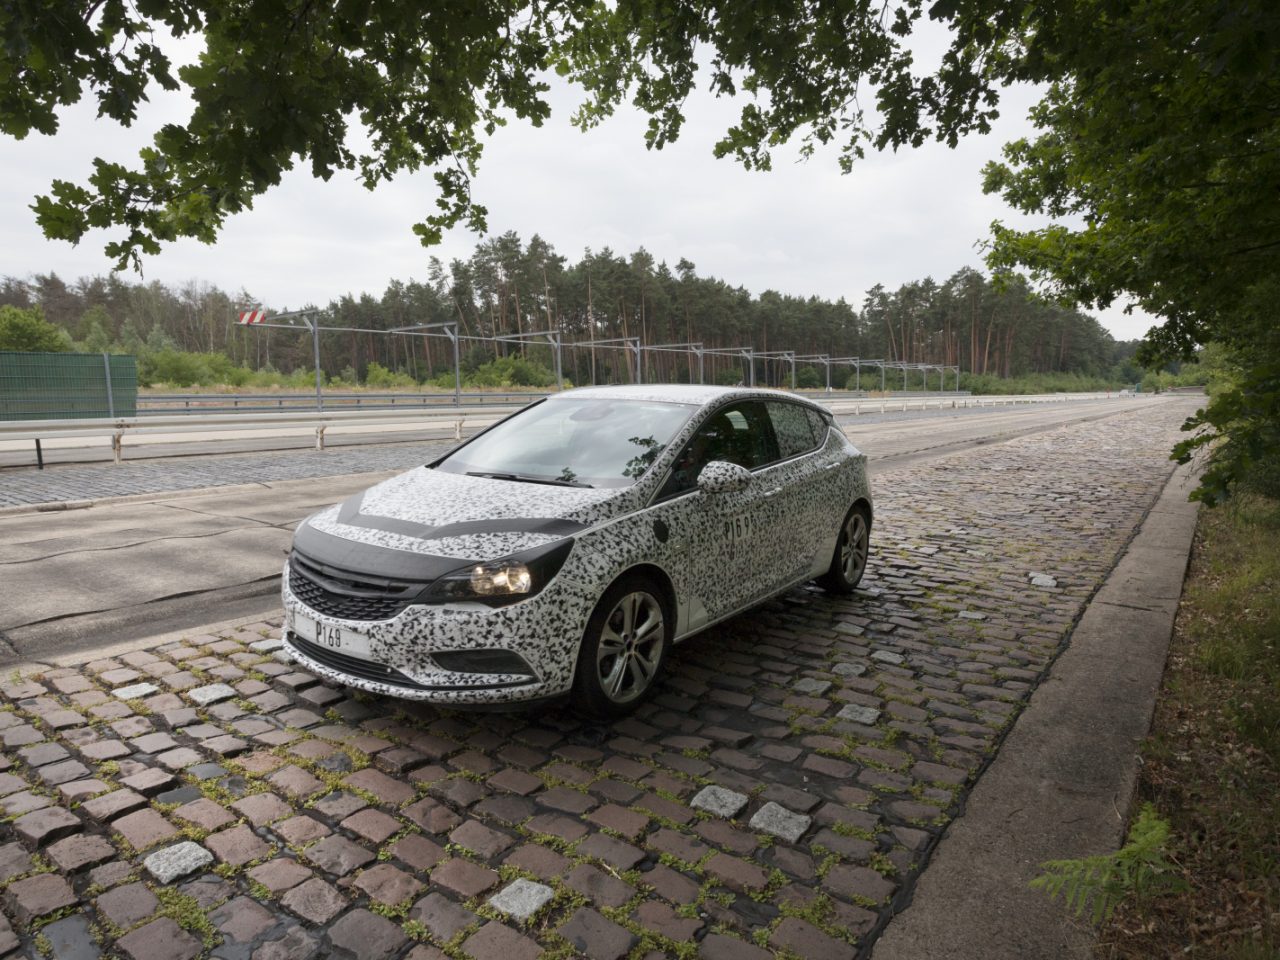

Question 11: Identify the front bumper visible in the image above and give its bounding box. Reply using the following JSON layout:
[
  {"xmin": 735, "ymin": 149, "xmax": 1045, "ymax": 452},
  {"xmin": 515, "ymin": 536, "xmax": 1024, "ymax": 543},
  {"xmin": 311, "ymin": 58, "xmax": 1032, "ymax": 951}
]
[{"xmin": 279, "ymin": 562, "xmax": 595, "ymax": 705}]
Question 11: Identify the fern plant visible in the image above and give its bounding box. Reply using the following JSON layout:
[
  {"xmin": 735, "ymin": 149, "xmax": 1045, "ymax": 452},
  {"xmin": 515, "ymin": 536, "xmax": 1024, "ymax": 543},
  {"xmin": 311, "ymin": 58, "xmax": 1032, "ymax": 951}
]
[{"xmin": 1029, "ymin": 804, "xmax": 1188, "ymax": 923}]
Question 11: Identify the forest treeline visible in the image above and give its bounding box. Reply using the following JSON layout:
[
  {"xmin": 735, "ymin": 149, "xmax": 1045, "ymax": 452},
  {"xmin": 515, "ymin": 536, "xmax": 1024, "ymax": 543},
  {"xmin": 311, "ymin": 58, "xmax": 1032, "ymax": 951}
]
[{"xmin": 0, "ymin": 232, "xmax": 1147, "ymax": 390}]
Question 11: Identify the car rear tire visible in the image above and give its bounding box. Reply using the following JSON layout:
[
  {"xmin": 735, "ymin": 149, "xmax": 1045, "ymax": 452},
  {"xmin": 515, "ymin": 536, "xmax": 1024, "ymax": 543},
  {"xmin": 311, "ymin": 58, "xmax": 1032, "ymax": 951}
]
[
  {"xmin": 818, "ymin": 503, "xmax": 870, "ymax": 593},
  {"xmin": 573, "ymin": 574, "xmax": 671, "ymax": 719}
]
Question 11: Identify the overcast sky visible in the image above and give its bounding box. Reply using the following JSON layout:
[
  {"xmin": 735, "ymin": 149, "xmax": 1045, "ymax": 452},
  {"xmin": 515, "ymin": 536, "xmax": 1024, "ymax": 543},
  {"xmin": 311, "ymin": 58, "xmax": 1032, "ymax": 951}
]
[{"xmin": 0, "ymin": 29, "xmax": 1157, "ymax": 343}]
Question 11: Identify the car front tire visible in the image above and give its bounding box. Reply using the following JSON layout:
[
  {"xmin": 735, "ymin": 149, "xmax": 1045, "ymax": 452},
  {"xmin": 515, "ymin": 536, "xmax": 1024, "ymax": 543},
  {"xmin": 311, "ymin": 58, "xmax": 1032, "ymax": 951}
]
[
  {"xmin": 573, "ymin": 574, "xmax": 671, "ymax": 719},
  {"xmin": 818, "ymin": 503, "xmax": 871, "ymax": 593}
]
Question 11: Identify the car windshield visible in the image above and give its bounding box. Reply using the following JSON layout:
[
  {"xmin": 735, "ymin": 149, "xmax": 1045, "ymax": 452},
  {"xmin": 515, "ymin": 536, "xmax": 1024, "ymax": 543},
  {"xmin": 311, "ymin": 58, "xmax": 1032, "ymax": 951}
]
[{"xmin": 434, "ymin": 398, "xmax": 697, "ymax": 489}]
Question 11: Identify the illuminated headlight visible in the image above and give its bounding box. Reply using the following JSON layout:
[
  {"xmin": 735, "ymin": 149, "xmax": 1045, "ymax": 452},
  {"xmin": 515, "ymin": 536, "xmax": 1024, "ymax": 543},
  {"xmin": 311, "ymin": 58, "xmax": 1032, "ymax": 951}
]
[
  {"xmin": 469, "ymin": 562, "xmax": 532, "ymax": 596},
  {"xmin": 418, "ymin": 539, "xmax": 574, "ymax": 607}
]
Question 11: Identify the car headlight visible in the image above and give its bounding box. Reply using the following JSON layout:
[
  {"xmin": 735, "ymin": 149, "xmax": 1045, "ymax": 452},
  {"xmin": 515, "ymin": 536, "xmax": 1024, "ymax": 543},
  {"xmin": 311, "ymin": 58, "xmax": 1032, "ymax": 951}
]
[{"xmin": 417, "ymin": 539, "xmax": 574, "ymax": 607}]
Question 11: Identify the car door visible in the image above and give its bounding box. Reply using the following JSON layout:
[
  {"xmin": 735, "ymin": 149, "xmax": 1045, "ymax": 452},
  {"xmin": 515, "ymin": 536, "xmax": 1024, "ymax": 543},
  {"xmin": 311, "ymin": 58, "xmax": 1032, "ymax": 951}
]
[
  {"xmin": 760, "ymin": 399, "xmax": 836, "ymax": 585},
  {"xmin": 650, "ymin": 400, "xmax": 784, "ymax": 630}
]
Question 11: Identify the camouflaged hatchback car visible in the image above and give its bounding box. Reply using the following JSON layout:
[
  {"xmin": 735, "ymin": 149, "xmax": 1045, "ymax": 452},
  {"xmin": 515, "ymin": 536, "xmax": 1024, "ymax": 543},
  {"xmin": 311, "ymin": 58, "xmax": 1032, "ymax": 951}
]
[{"xmin": 281, "ymin": 385, "xmax": 872, "ymax": 716}]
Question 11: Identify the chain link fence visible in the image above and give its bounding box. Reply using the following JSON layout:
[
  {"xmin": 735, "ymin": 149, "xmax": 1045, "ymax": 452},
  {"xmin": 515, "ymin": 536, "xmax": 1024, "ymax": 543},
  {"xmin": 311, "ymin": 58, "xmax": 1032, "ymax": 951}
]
[{"xmin": 0, "ymin": 351, "xmax": 138, "ymax": 421}]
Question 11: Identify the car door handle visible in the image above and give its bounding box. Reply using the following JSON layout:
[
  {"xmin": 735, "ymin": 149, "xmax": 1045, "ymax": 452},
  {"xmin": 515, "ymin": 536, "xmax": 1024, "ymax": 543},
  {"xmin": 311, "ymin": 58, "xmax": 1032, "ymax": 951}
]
[
  {"xmin": 762, "ymin": 488, "xmax": 782, "ymax": 498},
  {"xmin": 824, "ymin": 462, "xmax": 840, "ymax": 471}
]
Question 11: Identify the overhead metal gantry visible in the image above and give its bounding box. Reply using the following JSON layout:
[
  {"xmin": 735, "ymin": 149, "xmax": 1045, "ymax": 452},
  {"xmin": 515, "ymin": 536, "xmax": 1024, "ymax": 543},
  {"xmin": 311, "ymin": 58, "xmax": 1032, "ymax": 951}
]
[
  {"xmin": 752, "ymin": 350, "xmax": 798, "ymax": 389},
  {"xmin": 562, "ymin": 337, "xmax": 642, "ymax": 384},
  {"xmin": 641, "ymin": 342, "xmax": 705, "ymax": 384}
]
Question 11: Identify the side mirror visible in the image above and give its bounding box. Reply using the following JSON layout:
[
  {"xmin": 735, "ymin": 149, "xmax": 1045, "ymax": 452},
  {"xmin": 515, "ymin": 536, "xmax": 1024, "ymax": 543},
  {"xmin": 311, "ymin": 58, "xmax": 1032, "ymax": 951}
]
[{"xmin": 697, "ymin": 460, "xmax": 752, "ymax": 495}]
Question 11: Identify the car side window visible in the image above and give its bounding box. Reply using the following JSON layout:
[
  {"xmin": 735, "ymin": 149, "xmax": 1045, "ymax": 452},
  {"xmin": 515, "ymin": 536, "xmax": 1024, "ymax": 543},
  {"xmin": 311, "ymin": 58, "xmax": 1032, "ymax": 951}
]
[
  {"xmin": 767, "ymin": 401, "xmax": 822, "ymax": 459},
  {"xmin": 804, "ymin": 407, "xmax": 830, "ymax": 446},
  {"xmin": 657, "ymin": 401, "xmax": 779, "ymax": 499}
]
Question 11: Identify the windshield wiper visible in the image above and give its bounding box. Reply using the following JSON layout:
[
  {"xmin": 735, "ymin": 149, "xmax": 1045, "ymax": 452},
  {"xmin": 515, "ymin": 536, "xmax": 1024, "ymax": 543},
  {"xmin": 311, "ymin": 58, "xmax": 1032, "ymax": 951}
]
[{"xmin": 465, "ymin": 471, "xmax": 593, "ymax": 488}]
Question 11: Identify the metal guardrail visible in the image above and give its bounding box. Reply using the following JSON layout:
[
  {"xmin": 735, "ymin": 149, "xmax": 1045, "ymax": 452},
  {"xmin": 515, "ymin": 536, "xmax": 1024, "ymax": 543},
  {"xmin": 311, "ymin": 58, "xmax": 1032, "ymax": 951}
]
[{"xmin": 0, "ymin": 392, "xmax": 1142, "ymax": 467}]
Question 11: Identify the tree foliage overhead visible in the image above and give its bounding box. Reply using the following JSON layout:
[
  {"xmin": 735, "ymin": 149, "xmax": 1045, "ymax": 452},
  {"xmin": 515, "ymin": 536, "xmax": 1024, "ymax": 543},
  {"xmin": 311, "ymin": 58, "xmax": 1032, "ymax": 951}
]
[{"xmin": 2, "ymin": 0, "xmax": 1015, "ymax": 270}]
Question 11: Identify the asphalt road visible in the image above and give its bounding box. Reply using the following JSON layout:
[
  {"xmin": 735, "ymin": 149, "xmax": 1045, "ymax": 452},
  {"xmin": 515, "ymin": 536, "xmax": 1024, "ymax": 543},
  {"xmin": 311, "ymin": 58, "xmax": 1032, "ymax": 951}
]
[{"xmin": 0, "ymin": 396, "xmax": 1171, "ymax": 664}]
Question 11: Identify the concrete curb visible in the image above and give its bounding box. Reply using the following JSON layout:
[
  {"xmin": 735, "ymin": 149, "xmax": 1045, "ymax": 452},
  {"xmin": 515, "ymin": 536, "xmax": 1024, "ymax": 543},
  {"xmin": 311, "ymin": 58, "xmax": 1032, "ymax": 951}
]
[{"xmin": 871, "ymin": 460, "xmax": 1201, "ymax": 960}]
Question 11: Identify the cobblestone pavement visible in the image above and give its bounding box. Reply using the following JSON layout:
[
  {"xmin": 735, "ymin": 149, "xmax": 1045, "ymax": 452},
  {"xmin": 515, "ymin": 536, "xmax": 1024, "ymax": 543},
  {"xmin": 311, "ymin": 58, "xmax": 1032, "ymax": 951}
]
[{"xmin": 0, "ymin": 402, "xmax": 1190, "ymax": 960}]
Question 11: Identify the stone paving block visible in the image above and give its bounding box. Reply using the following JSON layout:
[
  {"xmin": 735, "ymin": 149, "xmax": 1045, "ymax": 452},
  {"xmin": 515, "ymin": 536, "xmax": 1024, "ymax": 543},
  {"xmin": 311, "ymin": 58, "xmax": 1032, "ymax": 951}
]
[
  {"xmin": 4, "ymin": 872, "xmax": 78, "ymax": 924},
  {"xmin": 342, "ymin": 768, "xmax": 415, "ymax": 806},
  {"xmin": 205, "ymin": 824, "xmax": 270, "ymax": 866},
  {"xmin": 253, "ymin": 925, "xmax": 321, "ymax": 960},
  {"xmin": 824, "ymin": 862, "xmax": 897, "ymax": 903},
  {"xmin": 232, "ymin": 792, "xmax": 292, "ymax": 826},
  {"xmin": 699, "ymin": 932, "xmax": 772, "ymax": 960},
  {"xmin": 114, "ymin": 808, "xmax": 178, "ymax": 850},
  {"xmin": 769, "ymin": 917, "xmax": 856, "ymax": 960},
  {"xmin": 41, "ymin": 914, "xmax": 100, "ymax": 960},
  {"xmin": 488, "ymin": 878, "xmax": 554, "ymax": 921},
  {"xmin": 327, "ymin": 908, "xmax": 407, "ymax": 960},
  {"xmin": 749, "ymin": 801, "xmax": 813, "ymax": 843},
  {"xmin": 119, "ymin": 768, "xmax": 174, "ymax": 795},
  {"xmin": 172, "ymin": 797, "xmax": 235, "ymax": 832},
  {"xmin": 267, "ymin": 764, "xmax": 324, "ymax": 799},
  {"xmin": 116, "ymin": 917, "xmax": 202, "ymax": 960},
  {"xmin": 304, "ymin": 834, "xmax": 374, "ymax": 876},
  {"xmin": 272, "ymin": 814, "xmax": 331, "ymax": 846},
  {"xmin": 113, "ymin": 682, "xmax": 159, "ymax": 700},
  {"xmin": 353, "ymin": 862, "xmax": 424, "ymax": 906},
  {"xmin": 280, "ymin": 876, "xmax": 346, "ymax": 924},
  {"xmin": 188, "ymin": 683, "xmax": 237, "ymax": 706},
  {"xmin": 558, "ymin": 906, "xmax": 637, "ymax": 960},
  {"xmin": 13, "ymin": 806, "xmax": 81, "ymax": 849},
  {"xmin": 142, "ymin": 840, "xmax": 214, "ymax": 882},
  {"xmin": 2, "ymin": 790, "xmax": 51, "ymax": 817},
  {"xmin": 47, "ymin": 833, "xmax": 116, "ymax": 872},
  {"xmin": 387, "ymin": 833, "xmax": 446, "ymax": 871},
  {"xmin": 564, "ymin": 863, "xmax": 634, "ymax": 908},
  {"xmin": 0, "ymin": 842, "xmax": 32, "ymax": 883},
  {"xmin": 156, "ymin": 747, "xmax": 204, "ymax": 770},
  {"xmin": 837, "ymin": 703, "xmax": 883, "ymax": 725},
  {"xmin": 96, "ymin": 881, "xmax": 160, "ymax": 928},
  {"xmin": 19, "ymin": 742, "xmax": 68, "ymax": 767},
  {"xmin": 211, "ymin": 894, "xmax": 276, "ymax": 943},
  {"xmin": 460, "ymin": 921, "xmax": 543, "ymax": 960},
  {"xmin": 406, "ymin": 894, "xmax": 477, "ymax": 945},
  {"xmin": 247, "ymin": 857, "xmax": 312, "ymax": 894},
  {"xmin": 690, "ymin": 785, "xmax": 749, "ymax": 819},
  {"xmin": 340, "ymin": 808, "xmax": 401, "ymax": 844},
  {"xmin": 431, "ymin": 857, "xmax": 499, "ymax": 898},
  {"xmin": 449, "ymin": 819, "xmax": 514, "ymax": 858}
]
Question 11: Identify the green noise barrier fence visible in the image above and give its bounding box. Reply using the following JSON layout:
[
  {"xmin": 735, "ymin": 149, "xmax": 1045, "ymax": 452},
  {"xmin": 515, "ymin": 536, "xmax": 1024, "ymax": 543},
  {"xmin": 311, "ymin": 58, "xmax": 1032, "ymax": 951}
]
[{"xmin": 0, "ymin": 351, "xmax": 138, "ymax": 420}]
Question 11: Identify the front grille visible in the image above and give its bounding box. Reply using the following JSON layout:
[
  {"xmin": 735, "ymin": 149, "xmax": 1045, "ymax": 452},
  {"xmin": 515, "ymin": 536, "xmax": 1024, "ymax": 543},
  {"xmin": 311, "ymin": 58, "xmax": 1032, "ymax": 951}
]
[
  {"xmin": 288, "ymin": 550, "xmax": 422, "ymax": 621},
  {"xmin": 287, "ymin": 634, "xmax": 432, "ymax": 690}
]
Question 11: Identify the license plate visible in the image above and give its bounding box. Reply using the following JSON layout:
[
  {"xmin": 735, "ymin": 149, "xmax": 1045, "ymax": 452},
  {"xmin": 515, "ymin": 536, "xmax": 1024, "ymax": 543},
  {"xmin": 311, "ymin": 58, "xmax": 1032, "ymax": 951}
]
[{"xmin": 288, "ymin": 610, "xmax": 372, "ymax": 659}]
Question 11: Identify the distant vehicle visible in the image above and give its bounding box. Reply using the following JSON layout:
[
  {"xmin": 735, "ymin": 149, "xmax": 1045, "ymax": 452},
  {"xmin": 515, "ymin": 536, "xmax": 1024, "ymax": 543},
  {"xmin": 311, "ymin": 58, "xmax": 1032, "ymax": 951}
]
[{"xmin": 281, "ymin": 385, "xmax": 873, "ymax": 716}]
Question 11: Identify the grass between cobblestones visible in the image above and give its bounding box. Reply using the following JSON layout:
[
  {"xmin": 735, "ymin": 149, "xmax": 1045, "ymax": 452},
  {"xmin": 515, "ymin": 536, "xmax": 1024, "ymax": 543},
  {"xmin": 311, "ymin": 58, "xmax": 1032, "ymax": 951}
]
[{"xmin": 1098, "ymin": 476, "xmax": 1280, "ymax": 959}]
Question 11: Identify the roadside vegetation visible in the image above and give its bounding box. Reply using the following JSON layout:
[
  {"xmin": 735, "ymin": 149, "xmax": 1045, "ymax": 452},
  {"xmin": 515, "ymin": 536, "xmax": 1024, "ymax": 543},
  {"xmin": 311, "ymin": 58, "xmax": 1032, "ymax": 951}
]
[
  {"xmin": 2, "ymin": 249, "xmax": 1154, "ymax": 393},
  {"xmin": 1092, "ymin": 463, "xmax": 1279, "ymax": 958}
]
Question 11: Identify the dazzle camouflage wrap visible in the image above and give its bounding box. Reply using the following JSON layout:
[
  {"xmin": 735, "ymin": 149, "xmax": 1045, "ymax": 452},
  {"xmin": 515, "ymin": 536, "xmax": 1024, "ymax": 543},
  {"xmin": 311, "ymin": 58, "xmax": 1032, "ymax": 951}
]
[{"xmin": 281, "ymin": 384, "xmax": 873, "ymax": 705}]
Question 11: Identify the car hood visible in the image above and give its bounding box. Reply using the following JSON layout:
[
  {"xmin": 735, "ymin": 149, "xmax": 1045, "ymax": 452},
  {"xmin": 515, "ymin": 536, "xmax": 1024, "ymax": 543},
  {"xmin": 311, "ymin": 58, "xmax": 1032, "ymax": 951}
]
[{"xmin": 297, "ymin": 466, "xmax": 636, "ymax": 572}]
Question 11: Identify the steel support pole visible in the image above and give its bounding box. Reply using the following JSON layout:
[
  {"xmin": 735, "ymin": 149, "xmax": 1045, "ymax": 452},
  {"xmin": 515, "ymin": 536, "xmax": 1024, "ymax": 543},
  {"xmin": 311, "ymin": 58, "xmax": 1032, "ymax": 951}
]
[
  {"xmin": 311, "ymin": 320, "xmax": 323, "ymax": 411},
  {"xmin": 102, "ymin": 353, "xmax": 115, "ymax": 418},
  {"xmin": 696, "ymin": 349, "xmax": 704, "ymax": 384},
  {"xmin": 881, "ymin": 363, "xmax": 885, "ymax": 392},
  {"xmin": 550, "ymin": 334, "xmax": 563, "ymax": 390},
  {"xmin": 825, "ymin": 359, "xmax": 831, "ymax": 393},
  {"xmin": 448, "ymin": 327, "xmax": 461, "ymax": 406},
  {"xmin": 790, "ymin": 354, "xmax": 796, "ymax": 390}
]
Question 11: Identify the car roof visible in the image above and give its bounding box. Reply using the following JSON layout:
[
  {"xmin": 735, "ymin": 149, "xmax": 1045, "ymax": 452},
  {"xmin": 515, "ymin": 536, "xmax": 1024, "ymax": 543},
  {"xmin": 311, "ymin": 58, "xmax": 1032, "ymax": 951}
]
[{"xmin": 552, "ymin": 383, "xmax": 825, "ymax": 409}]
